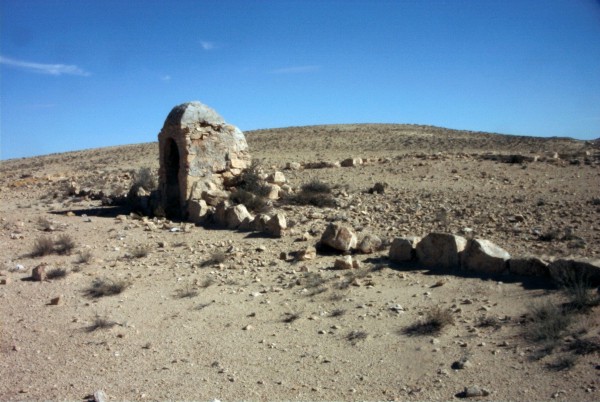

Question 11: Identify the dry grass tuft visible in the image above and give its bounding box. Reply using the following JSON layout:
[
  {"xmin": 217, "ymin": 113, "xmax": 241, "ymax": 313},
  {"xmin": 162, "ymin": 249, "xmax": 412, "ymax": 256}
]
[
  {"xmin": 31, "ymin": 236, "xmax": 55, "ymax": 257},
  {"xmin": 84, "ymin": 278, "xmax": 131, "ymax": 298},
  {"xmin": 86, "ymin": 315, "xmax": 119, "ymax": 332},
  {"xmin": 402, "ymin": 307, "xmax": 455, "ymax": 336},
  {"xmin": 131, "ymin": 244, "xmax": 150, "ymax": 258},
  {"xmin": 55, "ymin": 234, "xmax": 76, "ymax": 255},
  {"xmin": 47, "ymin": 267, "xmax": 69, "ymax": 280},
  {"xmin": 346, "ymin": 330, "xmax": 369, "ymax": 344}
]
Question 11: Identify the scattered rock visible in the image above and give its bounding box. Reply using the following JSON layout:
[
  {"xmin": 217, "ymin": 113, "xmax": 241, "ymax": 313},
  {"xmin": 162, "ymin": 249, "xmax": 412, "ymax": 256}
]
[
  {"xmin": 341, "ymin": 157, "xmax": 363, "ymax": 167},
  {"xmin": 460, "ymin": 385, "xmax": 490, "ymax": 398},
  {"xmin": 225, "ymin": 204, "xmax": 252, "ymax": 229},
  {"xmin": 297, "ymin": 246, "xmax": 317, "ymax": 261},
  {"xmin": 93, "ymin": 390, "xmax": 108, "ymax": 402},
  {"xmin": 357, "ymin": 234, "xmax": 382, "ymax": 254},
  {"xmin": 266, "ymin": 213, "xmax": 287, "ymax": 237},
  {"xmin": 334, "ymin": 256, "xmax": 354, "ymax": 270},
  {"xmin": 0, "ymin": 278, "xmax": 11, "ymax": 285},
  {"xmin": 462, "ymin": 239, "xmax": 510, "ymax": 274},
  {"xmin": 389, "ymin": 236, "xmax": 420, "ymax": 262},
  {"xmin": 49, "ymin": 295, "xmax": 63, "ymax": 306},
  {"xmin": 416, "ymin": 233, "xmax": 467, "ymax": 270},
  {"xmin": 267, "ymin": 171, "xmax": 286, "ymax": 185},
  {"xmin": 509, "ymin": 255, "xmax": 549, "ymax": 277},
  {"xmin": 32, "ymin": 264, "xmax": 47, "ymax": 282},
  {"xmin": 321, "ymin": 223, "xmax": 357, "ymax": 252}
]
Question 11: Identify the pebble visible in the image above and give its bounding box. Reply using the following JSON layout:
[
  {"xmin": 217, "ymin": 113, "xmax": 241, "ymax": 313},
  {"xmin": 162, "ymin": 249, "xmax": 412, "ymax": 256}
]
[{"xmin": 463, "ymin": 386, "xmax": 490, "ymax": 397}]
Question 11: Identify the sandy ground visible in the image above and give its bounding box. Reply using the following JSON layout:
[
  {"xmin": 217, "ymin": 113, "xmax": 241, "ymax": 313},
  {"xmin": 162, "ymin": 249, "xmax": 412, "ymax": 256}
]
[{"xmin": 1, "ymin": 124, "xmax": 599, "ymax": 401}]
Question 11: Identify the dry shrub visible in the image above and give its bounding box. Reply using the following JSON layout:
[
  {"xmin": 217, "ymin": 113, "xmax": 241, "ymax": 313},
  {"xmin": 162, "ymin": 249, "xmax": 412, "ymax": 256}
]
[
  {"xmin": 31, "ymin": 236, "xmax": 55, "ymax": 257},
  {"xmin": 282, "ymin": 312, "xmax": 302, "ymax": 323},
  {"xmin": 47, "ymin": 267, "xmax": 69, "ymax": 280},
  {"xmin": 86, "ymin": 315, "xmax": 118, "ymax": 332},
  {"xmin": 229, "ymin": 189, "xmax": 269, "ymax": 213},
  {"xmin": 77, "ymin": 249, "xmax": 94, "ymax": 264},
  {"xmin": 346, "ymin": 330, "xmax": 369, "ymax": 344},
  {"xmin": 55, "ymin": 234, "xmax": 76, "ymax": 255},
  {"xmin": 525, "ymin": 301, "xmax": 572, "ymax": 344},
  {"xmin": 131, "ymin": 244, "xmax": 150, "ymax": 258},
  {"xmin": 286, "ymin": 180, "xmax": 336, "ymax": 207},
  {"xmin": 402, "ymin": 307, "xmax": 455, "ymax": 336},
  {"xmin": 84, "ymin": 278, "xmax": 131, "ymax": 298},
  {"xmin": 201, "ymin": 251, "xmax": 227, "ymax": 267}
]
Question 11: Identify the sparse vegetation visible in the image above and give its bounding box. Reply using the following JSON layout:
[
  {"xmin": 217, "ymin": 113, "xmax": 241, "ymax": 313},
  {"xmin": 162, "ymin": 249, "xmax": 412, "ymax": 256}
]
[
  {"xmin": 198, "ymin": 277, "xmax": 215, "ymax": 288},
  {"xmin": 229, "ymin": 189, "xmax": 269, "ymax": 213},
  {"xmin": 476, "ymin": 315, "xmax": 503, "ymax": 329},
  {"xmin": 86, "ymin": 315, "xmax": 119, "ymax": 332},
  {"xmin": 76, "ymin": 249, "xmax": 94, "ymax": 264},
  {"xmin": 524, "ymin": 301, "xmax": 572, "ymax": 344},
  {"xmin": 46, "ymin": 267, "xmax": 69, "ymax": 280},
  {"xmin": 330, "ymin": 308, "xmax": 346, "ymax": 317},
  {"xmin": 55, "ymin": 234, "xmax": 76, "ymax": 255},
  {"xmin": 175, "ymin": 286, "xmax": 199, "ymax": 299},
  {"xmin": 37, "ymin": 216, "xmax": 54, "ymax": 231},
  {"xmin": 131, "ymin": 244, "xmax": 150, "ymax": 258},
  {"xmin": 201, "ymin": 251, "xmax": 227, "ymax": 267},
  {"xmin": 84, "ymin": 277, "xmax": 131, "ymax": 298},
  {"xmin": 402, "ymin": 307, "xmax": 455, "ymax": 336},
  {"xmin": 346, "ymin": 330, "xmax": 369, "ymax": 344},
  {"xmin": 282, "ymin": 312, "xmax": 302, "ymax": 323},
  {"xmin": 286, "ymin": 179, "xmax": 336, "ymax": 207},
  {"xmin": 31, "ymin": 236, "xmax": 55, "ymax": 257}
]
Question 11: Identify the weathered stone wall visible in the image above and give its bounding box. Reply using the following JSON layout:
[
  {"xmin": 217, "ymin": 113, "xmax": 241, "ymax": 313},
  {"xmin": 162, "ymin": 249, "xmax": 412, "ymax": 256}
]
[{"xmin": 157, "ymin": 101, "xmax": 251, "ymax": 220}]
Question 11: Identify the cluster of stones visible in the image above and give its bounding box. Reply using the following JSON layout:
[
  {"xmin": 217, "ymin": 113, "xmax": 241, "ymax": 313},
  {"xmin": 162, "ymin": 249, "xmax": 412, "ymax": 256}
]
[
  {"xmin": 284, "ymin": 149, "xmax": 599, "ymax": 172},
  {"xmin": 388, "ymin": 232, "xmax": 600, "ymax": 285},
  {"xmin": 306, "ymin": 223, "xmax": 599, "ymax": 285}
]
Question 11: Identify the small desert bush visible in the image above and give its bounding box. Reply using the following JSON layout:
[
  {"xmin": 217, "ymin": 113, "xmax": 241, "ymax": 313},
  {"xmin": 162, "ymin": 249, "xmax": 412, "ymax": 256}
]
[
  {"xmin": 286, "ymin": 180, "xmax": 336, "ymax": 207},
  {"xmin": 175, "ymin": 286, "xmax": 199, "ymax": 299},
  {"xmin": 76, "ymin": 249, "xmax": 94, "ymax": 264},
  {"xmin": 282, "ymin": 312, "xmax": 302, "ymax": 323},
  {"xmin": 201, "ymin": 251, "xmax": 227, "ymax": 267},
  {"xmin": 330, "ymin": 308, "xmax": 346, "ymax": 317},
  {"xmin": 130, "ymin": 167, "xmax": 157, "ymax": 193},
  {"xmin": 402, "ymin": 307, "xmax": 455, "ymax": 336},
  {"xmin": 238, "ymin": 160, "xmax": 271, "ymax": 197},
  {"xmin": 31, "ymin": 236, "xmax": 55, "ymax": 257},
  {"xmin": 525, "ymin": 301, "xmax": 572, "ymax": 344},
  {"xmin": 84, "ymin": 277, "xmax": 131, "ymax": 298},
  {"xmin": 46, "ymin": 267, "xmax": 69, "ymax": 280},
  {"xmin": 229, "ymin": 189, "xmax": 269, "ymax": 213},
  {"xmin": 131, "ymin": 244, "xmax": 150, "ymax": 258},
  {"xmin": 55, "ymin": 234, "xmax": 76, "ymax": 255},
  {"xmin": 558, "ymin": 270, "xmax": 599, "ymax": 311},
  {"xmin": 86, "ymin": 315, "xmax": 118, "ymax": 332},
  {"xmin": 37, "ymin": 216, "xmax": 54, "ymax": 231},
  {"xmin": 346, "ymin": 330, "xmax": 369, "ymax": 344}
]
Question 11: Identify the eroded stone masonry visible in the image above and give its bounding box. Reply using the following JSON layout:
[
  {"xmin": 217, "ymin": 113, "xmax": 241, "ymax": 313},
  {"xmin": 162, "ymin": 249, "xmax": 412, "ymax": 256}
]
[{"xmin": 157, "ymin": 101, "xmax": 251, "ymax": 220}]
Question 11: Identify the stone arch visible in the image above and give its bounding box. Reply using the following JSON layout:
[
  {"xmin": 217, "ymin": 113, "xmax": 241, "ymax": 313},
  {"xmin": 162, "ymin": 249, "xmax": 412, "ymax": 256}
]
[{"xmin": 164, "ymin": 137, "xmax": 182, "ymax": 219}]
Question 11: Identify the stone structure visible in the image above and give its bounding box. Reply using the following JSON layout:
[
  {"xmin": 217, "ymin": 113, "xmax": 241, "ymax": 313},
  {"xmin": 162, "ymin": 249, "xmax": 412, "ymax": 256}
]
[{"xmin": 157, "ymin": 101, "xmax": 251, "ymax": 220}]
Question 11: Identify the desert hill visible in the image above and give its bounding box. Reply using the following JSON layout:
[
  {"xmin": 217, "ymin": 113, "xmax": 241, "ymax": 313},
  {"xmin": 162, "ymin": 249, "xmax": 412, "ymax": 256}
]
[{"xmin": 1, "ymin": 124, "xmax": 599, "ymax": 401}]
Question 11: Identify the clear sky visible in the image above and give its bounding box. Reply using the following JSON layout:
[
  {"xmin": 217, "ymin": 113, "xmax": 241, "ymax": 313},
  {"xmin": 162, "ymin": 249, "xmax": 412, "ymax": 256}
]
[{"xmin": 1, "ymin": 0, "xmax": 599, "ymax": 160}]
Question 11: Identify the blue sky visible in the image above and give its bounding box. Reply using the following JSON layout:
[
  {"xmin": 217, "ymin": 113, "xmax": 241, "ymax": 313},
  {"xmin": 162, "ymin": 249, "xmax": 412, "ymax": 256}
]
[{"xmin": 1, "ymin": 0, "xmax": 599, "ymax": 160}]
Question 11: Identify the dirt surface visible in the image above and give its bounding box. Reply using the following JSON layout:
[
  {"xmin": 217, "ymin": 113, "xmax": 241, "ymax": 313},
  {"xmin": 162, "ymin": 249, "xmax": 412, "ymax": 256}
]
[{"xmin": 1, "ymin": 124, "xmax": 599, "ymax": 401}]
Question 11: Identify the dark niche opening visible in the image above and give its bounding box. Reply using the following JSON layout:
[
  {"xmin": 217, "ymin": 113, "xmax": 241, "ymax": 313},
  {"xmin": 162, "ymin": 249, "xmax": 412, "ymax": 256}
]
[{"xmin": 164, "ymin": 138, "xmax": 182, "ymax": 219}]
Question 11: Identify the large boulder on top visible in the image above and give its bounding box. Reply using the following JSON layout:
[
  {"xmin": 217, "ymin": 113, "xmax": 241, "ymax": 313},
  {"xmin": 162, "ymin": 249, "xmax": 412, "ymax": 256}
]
[
  {"xmin": 461, "ymin": 239, "xmax": 510, "ymax": 274},
  {"xmin": 416, "ymin": 233, "xmax": 467, "ymax": 269},
  {"xmin": 320, "ymin": 223, "xmax": 357, "ymax": 252}
]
